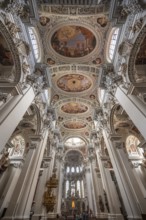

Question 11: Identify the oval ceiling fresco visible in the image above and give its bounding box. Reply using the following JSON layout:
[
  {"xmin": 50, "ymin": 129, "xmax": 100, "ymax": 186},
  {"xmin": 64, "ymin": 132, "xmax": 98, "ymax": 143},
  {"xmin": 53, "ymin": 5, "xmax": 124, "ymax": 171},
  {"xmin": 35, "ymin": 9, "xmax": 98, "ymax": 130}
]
[
  {"xmin": 57, "ymin": 74, "xmax": 92, "ymax": 92},
  {"xmin": 51, "ymin": 25, "xmax": 96, "ymax": 58},
  {"xmin": 63, "ymin": 121, "xmax": 86, "ymax": 129},
  {"xmin": 61, "ymin": 102, "xmax": 88, "ymax": 114}
]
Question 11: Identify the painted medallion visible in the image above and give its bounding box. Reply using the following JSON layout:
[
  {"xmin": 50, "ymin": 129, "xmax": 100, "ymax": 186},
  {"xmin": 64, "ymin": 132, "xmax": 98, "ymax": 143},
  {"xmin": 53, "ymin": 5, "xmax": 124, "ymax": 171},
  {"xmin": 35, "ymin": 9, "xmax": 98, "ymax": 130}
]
[
  {"xmin": 63, "ymin": 121, "xmax": 86, "ymax": 129},
  {"xmin": 61, "ymin": 102, "xmax": 88, "ymax": 114},
  {"xmin": 57, "ymin": 74, "xmax": 92, "ymax": 92},
  {"xmin": 51, "ymin": 25, "xmax": 96, "ymax": 58}
]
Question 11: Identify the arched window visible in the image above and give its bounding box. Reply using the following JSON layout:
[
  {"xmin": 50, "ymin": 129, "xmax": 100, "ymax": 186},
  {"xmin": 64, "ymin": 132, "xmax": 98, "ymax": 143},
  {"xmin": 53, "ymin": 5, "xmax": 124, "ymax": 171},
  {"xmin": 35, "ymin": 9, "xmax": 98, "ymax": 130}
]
[
  {"xmin": 107, "ymin": 28, "xmax": 119, "ymax": 62},
  {"xmin": 65, "ymin": 180, "xmax": 69, "ymax": 198},
  {"xmin": 28, "ymin": 27, "xmax": 40, "ymax": 61},
  {"xmin": 71, "ymin": 167, "xmax": 75, "ymax": 173},
  {"xmin": 66, "ymin": 166, "xmax": 70, "ymax": 173},
  {"xmin": 76, "ymin": 166, "xmax": 79, "ymax": 173},
  {"xmin": 65, "ymin": 137, "xmax": 85, "ymax": 147},
  {"xmin": 10, "ymin": 135, "xmax": 25, "ymax": 157},
  {"xmin": 77, "ymin": 180, "xmax": 81, "ymax": 197},
  {"xmin": 126, "ymin": 135, "xmax": 143, "ymax": 156}
]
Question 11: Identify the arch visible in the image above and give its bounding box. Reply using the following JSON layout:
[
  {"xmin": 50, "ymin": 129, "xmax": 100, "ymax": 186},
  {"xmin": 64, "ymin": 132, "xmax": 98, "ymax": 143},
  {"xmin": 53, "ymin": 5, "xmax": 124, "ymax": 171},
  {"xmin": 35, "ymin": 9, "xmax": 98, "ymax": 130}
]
[{"xmin": 64, "ymin": 136, "xmax": 87, "ymax": 147}]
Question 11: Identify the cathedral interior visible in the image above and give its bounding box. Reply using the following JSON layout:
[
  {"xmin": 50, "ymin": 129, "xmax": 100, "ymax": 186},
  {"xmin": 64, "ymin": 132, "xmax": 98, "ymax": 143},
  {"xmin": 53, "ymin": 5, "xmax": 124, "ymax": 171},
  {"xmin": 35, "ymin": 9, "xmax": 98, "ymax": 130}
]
[{"xmin": 0, "ymin": 0, "xmax": 146, "ymax": 220}]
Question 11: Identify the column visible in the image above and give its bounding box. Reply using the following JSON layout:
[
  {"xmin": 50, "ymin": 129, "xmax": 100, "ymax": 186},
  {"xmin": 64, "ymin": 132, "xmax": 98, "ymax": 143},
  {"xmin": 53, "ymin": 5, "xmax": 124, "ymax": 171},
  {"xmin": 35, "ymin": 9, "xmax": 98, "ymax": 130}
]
[
  {"xmin": 89, "ymin": 160, "xmax": 98, "ymax": 216},
  {"xmin": 0, "ymin": 161, "xmax": 23, "ymax": 218},
  {"xmin": 32, "ymin": 145, "xmax": 56, "ymax": 220},
  {"xmin": 103, "ymin": 130, "xmax": 142, "ymax": 220},
  {"xmin": 96, "ymin": 150, "xmax": 123, "ymax": 220},
  {"xmin": 117, "ymin": 148, "xmax": 146, "ymax": 214},
  {"xmin": 0, "ymin": 87, "xmax": 35, "ymax": 152},
  {"xmin": 90, "ymin": 159, "xmax": 106, "ymax": 217},
  {"xmin": 3, "ymin": 130, "xmax": 48, "ymax": 220},
  {"xmin": 31, "ymin": 164, "xmax": 50, "ymax": 220},
  {"xmin": 84, "ymin": 166, "xmax": 94, "ymax": 211},
  {"xmin": 56, "ymin": 166, "xmax": 64, "ymax": 215},
  {"xmin": 115, "ymin": 86, "xmax": 146, "ymax": 139}
]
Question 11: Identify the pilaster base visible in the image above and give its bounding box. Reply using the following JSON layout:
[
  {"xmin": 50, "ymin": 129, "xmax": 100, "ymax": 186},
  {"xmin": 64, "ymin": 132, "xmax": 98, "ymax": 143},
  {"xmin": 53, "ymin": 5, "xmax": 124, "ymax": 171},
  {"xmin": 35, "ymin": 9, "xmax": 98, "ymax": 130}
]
[
  {"xmin": 127, "ymin": 216, "xmax": 142, "ymax": 220},
  {"xmin": 108, "ymin": 213, "xmax": 124, "ymax": 220},
  {"xmin": 47, "ymin": 212, "xmax": 56, "ymax": 219}
]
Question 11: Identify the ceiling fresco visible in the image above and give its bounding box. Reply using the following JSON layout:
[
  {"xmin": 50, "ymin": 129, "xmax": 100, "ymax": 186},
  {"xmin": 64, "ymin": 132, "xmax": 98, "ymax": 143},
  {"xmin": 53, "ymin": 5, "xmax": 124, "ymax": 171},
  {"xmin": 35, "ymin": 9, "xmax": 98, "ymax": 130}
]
[
  {"xmin": 57, "ymin": 74, "xmax": 92, "ymax": 92},
  {"xmin": 63, "ymin": 121, "xmax": 86, "ymax": 129},
  {"xmin": 51, "ymin": 25, "xmax": 96, "ymax": 58},
  {"xmin": 61, "ymin": 102, "xmax": 88, "ymax": 114}
]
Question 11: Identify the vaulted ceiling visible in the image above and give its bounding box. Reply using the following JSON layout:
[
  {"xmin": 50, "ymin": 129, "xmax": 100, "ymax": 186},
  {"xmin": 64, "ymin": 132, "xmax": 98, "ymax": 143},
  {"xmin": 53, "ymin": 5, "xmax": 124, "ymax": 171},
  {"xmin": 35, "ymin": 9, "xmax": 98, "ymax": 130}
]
[{"xmin": 36, "ymin": 1, "xmax": 112, "ymax": 156}]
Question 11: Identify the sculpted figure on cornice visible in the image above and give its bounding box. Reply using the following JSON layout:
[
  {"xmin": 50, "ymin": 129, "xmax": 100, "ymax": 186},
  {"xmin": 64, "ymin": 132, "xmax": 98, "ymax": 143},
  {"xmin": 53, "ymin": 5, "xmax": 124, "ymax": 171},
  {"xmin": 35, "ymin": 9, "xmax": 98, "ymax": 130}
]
[
  {"xmin": 2, "ymin": 1, "xmax": 30, "ymax": 20},
  {"xmin": 0, "ymin": 92, "xmax": 9, "ymax": 104},
  {"xmin": 15, "ymin": 38, "xmax": 30, "ymax": 57},
  {"xmin": 129, "ymin": 18, "xmax": 144, "ymax": 34},
  {"xmin": 1, "ymin": 12, "xmax": 21, "ymax": 38},
  {"xmin": 0, "ymin": 150, "xmax": 9, "ymax": 173}
]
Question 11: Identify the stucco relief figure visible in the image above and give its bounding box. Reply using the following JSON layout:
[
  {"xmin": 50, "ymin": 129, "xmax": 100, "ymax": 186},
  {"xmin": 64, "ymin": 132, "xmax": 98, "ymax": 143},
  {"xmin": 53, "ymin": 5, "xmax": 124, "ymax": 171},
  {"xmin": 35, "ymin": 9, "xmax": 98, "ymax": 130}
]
[
  {"xmin": 15, "ymin": 39, "xmax": 30, "ymax": 57},
  {"xmin": 97, "ymin": 16, "xmax": 108, "ymax": 27},
  {"xmin": 47, "ymin": 58, "xmax": 55, "ymax": 65},
  {"xmin": 0, "ymin": 151, "xmax": 9, "ymax": 173},
  {"xmin": 92, "ymin": 57, "xmax": 102, "ymax": 65},
  {"xmin": 126, "ymin": 135, "xmax": 140, "ymax": 155},
  {"xmin": 57, "ymin": 74, "xmax": 91, "ymax": 92},
  {"xmin": 39, "ymin": 16, "xmax": 50, "ymax": 26},
  {"xmin": 129, "ymin": 18, "xmax": 143, "ymax": 34},
  {"xmin": 11, "ymin": 135, "xmax": 25, "ymax": 156},
  {"xmin": 1, "ymin": 13, "xmax": 21, "ymax": 37},
  {"xmin": 51, "ymin": 25, "xmax": 96, "ymax": 58}
]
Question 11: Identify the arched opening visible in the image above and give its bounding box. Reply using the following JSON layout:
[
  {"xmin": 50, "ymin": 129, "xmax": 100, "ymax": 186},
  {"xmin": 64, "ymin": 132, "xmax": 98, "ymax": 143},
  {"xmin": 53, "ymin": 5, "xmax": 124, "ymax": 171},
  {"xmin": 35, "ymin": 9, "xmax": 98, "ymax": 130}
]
[
  {"xmin": 28, "ymin": 27, "xmax": 41, "ymax": 62},
  {"xmin": 62, "ymin": 150, "xmax": 85, "ymax": 216},
  {"xmin": 106, "ymin": 28, "xmax": 119, "ymax": 62}
]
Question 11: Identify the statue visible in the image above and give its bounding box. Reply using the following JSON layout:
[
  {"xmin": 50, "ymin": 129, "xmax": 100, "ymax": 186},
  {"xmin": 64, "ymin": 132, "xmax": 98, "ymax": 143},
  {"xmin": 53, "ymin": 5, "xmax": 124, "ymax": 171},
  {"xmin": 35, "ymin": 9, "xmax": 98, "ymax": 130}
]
[
  {"xmin": 22, "ymin": 61, "xmax": 30, "ymax": 75},
  {"xmin": 15, "ymin": 39, "xmax": 30, "ymax": 57},
  {"xmin": 1, "ymin": 13, "xmax": 21, "ymax": 37},
  {"xmin": 129, "ymin": 18, "xmax": 143, "ymax": 33},
  {"xmin": 99, "ymin": 195, "xmax": 104, "ymax": 212},
  {"xmin": 0, "ymin": 150, "xmax": 9, "ymax": 173}
]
